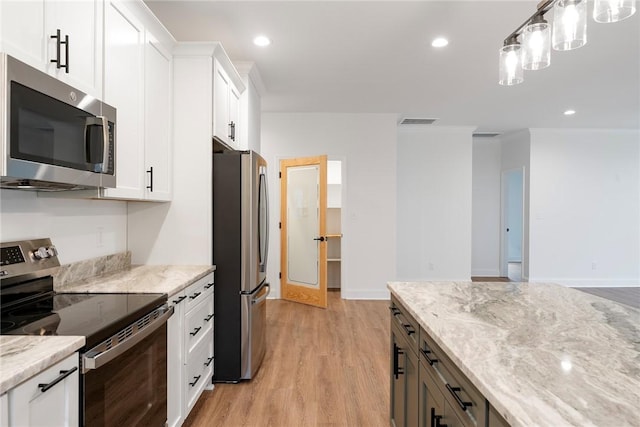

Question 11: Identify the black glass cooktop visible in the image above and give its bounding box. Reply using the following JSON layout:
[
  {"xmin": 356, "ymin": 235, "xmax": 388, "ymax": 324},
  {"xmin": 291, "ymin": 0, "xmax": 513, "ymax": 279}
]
[{"xmin": 1, "ymin": 293, "xmax": 166, "ymax": 349}]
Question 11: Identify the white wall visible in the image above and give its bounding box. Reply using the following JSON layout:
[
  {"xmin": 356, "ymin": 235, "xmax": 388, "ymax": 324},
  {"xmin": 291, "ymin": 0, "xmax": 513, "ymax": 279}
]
[
  {"xmin": 0, "ymin": 190, "xmax": 127, "ymax": 264},
  {"xmin": 506, "ymin": 169, "xmax": 523, "ymax": 262},
  {"xmin": 397, "ymin": 126, "xmax": 474, "ymax": 281},
  {"xmin": 471, "ymin": 137, "xmax": 501, "ymax": 277},
  {"xmin": 500, "ymin": 129, "xmax": 531, "ymax": 279},
  {"xmin": 261, "ymin": 113, "xmax": 397, "ymax": 299},
  {"xmin": 528, "ymin": 128, "xmax": 640, "ymax": 286}
]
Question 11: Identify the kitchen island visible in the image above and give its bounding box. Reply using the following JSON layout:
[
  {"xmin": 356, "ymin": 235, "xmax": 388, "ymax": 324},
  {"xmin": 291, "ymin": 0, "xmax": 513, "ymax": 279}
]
[{"xmin": 388, "ymin": 281, "xmax": 640, "ymax": 426}]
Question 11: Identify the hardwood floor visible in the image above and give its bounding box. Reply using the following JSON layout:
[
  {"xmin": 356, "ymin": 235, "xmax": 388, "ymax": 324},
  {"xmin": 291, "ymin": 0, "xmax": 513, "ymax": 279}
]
[{"xmin": 184, "ymin": 292, "xmax": 390, "ymax": 427}]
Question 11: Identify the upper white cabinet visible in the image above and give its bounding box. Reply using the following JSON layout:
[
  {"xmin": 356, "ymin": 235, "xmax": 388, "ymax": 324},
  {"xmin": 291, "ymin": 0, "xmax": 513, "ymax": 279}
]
[
  {"xmin": 0, "ymin": 0, "xmax": 103, "ymax": 97},
  {"xmin": 211, "ymin": 47, "xmax": 245, "ymax": 150},
  {"xmin": 101, "ymin": 0, "xmax": 174, "ymax": 201},
  {"xmin": 234, "ymin": 62, "xmax": 265, "ymax": 152}
]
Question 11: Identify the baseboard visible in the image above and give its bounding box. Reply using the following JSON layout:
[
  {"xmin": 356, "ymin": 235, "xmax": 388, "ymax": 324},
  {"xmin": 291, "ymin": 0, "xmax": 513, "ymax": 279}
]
[
  {"xmin": 471, "ymin": 268, "xmax": 501, "ymax": 277},
  {"xmin": 529, "ymin": 278, "xmax": 639, "ymax": 287},
  {"xmin": 341, "ymin": 289, "xmax": 390, "ymax": 300}
]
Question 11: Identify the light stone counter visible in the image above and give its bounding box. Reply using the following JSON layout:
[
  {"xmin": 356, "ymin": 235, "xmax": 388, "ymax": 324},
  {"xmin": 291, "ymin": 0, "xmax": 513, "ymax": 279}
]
[
  {"xmin": 388, "ymin": 281, "xmax": 640, "ymax": 427},
  {"xmin": 56, "ymin": 264, "xmax": 215, "ymax": 297},
  {"xmin": 0, "ymin": 336, "xmax": 84, "ymax": 394}
]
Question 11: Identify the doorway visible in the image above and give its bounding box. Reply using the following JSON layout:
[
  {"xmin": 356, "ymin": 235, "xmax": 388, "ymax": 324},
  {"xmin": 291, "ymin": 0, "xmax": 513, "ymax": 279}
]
[
  {"xmin": 501, "ymin": 168, "xmax": 524, "ymax": 281},
  {"xmin": 326, "ymin": 160, "xmax": 343, "ymax": 293}
]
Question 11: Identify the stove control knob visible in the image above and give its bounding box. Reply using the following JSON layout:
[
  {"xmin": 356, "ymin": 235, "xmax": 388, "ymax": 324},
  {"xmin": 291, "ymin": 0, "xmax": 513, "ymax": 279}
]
[
  {"xmin": 33, "ymin": 247, "xmax": 49, "ymax": 260},
  {"xmin": 46, "ymin": 246, "xmax": 58, "ymax": 257}
]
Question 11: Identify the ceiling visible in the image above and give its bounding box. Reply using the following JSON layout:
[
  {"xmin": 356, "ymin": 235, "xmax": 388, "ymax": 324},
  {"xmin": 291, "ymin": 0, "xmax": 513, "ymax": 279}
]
[{"xmin": 144, "ymin": 0, "xmax": 640, "ymax": 133}]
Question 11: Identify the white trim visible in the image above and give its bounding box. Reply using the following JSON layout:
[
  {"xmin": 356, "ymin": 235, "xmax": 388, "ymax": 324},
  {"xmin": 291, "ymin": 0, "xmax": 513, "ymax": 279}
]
[{"xmin": 530, "ymin": 279, "xmax": 640, "ymax": 287}]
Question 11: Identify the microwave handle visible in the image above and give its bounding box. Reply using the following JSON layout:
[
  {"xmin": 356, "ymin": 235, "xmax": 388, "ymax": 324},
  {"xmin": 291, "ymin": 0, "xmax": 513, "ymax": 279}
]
[{"xmin": 84, "ymin": 116, "xmax": 109, "ymax": 173}]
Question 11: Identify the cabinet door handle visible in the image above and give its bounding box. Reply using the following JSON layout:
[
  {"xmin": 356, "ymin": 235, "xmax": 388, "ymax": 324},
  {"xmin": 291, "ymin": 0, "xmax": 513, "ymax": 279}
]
[
  {"xmin": 189, "ymin": 292, "xmax": 201, "ymax": 300},
  {"xmin": 146, "ymin": 167, "xmax": 153, "ymax": 192},
  {"xmin": 205, "ymin": 357, "xmax": 214, "ymax": 367},
  {"xmin": 204, "ymin": 282, "xmax": 214, "ymax": 289},
  {"xmin": 392, "ymin": 342, "xmax": 404, "ymax": 379},
  {"xmin": 388, "ymin": 306, "xmax": 401, "ymax": 316},
  {"xmin": 204, "ymin": 314, "xmax": 214, "ymax": 322},
  {"xmin": 401, "ymin": 322, "xmax": 415, "ymax": 336},
  {"xmin": 38, "ymin": 367, "xmax": 78, "ymax": 393},
  {"xmin": 446, "ymin": 384, "xmax": 473, "ymax": 411},
  {"xmin": 190, "ymin": 326, "xmax": 202, "ymax": 336},
  {"xmin": 50, "ymin": 29, "xmax": 69, "ymax": 73},
  {"xmin": 189, "ymin": 375, "xmax": 201, "ymax": 387},
  {"xmin": 172, "ymin": 295, "xmax": 187, "ymax": 305},
  {"xmin": 419, "ymin": 347, "xmax": 438, "ymax": 366}
]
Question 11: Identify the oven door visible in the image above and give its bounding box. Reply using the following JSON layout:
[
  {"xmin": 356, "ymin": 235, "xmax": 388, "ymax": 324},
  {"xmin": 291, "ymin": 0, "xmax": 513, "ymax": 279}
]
[{"xmin": 82, "ymin": 306, "xmax": 172, "ymax": 427}]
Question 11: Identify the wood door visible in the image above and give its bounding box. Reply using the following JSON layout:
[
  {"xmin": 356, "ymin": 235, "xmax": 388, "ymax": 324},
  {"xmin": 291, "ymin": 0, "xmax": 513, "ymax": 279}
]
[{"xmin": 280, "ymin": 156, "xmax": 328, "ymax": 308}]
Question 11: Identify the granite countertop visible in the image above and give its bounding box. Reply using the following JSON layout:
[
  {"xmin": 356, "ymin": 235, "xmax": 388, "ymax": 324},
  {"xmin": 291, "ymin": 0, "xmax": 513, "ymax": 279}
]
[
  {"xmin": 56, "ymin": 264, "xmax": 215, "ymax": 296},
  {"xmin": 388, "ymin": 281, "xmax": 640, "ymax": 427},
  {"xmin": 0, "ymin": 336, "xmax": 85, "ymax": 394}
]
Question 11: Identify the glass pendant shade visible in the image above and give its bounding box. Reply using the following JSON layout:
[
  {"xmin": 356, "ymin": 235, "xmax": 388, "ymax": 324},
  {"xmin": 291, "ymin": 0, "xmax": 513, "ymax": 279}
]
[
  {"xmin": 522, "ymin": 18, "xmax": 551, "ymax": 70},
  {"xmin": 552, "ymin": 0, "xmax": 587, "ymax": 51},
  {"xmin": 593, "ymin": 0, "xmax": 636, "ymax": 23},
  {"xmin": 498, "ymin": 42, "xmax": 523, "ymax": 86}
]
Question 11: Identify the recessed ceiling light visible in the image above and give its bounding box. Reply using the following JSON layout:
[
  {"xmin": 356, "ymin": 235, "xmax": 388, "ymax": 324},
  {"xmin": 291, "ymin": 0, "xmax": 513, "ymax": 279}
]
[
  {"xmin": 431, "ymin": 37, "xmax": 449, "ymax": 48},
  {"xmin": 564, "ymin": 109, "xmax": 576, "ymax": 115},
  {"xmin": 253, "ymin": 35, "xmax": 271, "ymax": 47}
]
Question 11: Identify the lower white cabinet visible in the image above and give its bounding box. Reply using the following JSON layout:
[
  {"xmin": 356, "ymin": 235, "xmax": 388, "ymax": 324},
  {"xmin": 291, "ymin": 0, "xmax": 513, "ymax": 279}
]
[
  {"xmin": 167, "ymin": 272, "xmax": 214, "ymax": 427},
  {"xmin": 7, "ymin": 353, "xmax": 79, "ymax": 427},
  {"xmin": 1, "ymin": 392, "xmax": 8, "ymax": 427}
]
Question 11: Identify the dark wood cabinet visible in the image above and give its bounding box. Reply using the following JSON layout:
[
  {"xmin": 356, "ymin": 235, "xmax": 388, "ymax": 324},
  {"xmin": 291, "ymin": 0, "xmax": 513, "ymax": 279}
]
[{"xmin": 390, "ymin": 297, "xmax": 419, "ymax": 427}]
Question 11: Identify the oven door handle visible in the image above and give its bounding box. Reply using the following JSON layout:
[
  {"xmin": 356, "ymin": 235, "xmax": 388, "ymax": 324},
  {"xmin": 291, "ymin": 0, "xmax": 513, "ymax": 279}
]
[{"xmin": 82, "ymin": 305, "xmax": 173, "ymax": 373}]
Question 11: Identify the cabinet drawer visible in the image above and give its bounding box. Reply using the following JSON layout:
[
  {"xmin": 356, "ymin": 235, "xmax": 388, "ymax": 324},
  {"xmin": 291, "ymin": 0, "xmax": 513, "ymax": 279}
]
[
  {"xmin": 184, "ymin": 295, "xmax": 214, "ymax": 354},
  {"xmin": 184, "ymin": 273, "xmax": 214, "ymax": 312},
  {"xmin": 390, "ymin": 295, "xmax": 419, "ymax": 356},
  {"xmin": 420, "ymin": 329, "xmax": 486, "ymax": 427},
  {"xmin": 185, "ymin": 336, "xmax": 213, "ymax": 412}
]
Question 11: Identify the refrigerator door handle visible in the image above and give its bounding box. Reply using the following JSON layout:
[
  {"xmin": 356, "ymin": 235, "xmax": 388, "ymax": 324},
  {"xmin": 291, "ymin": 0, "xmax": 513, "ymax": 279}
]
[
  {"xmin": 258, "ymin": 169, "xmax": 269, "ymax": 273},
  {"xmin": 252, "ymin": 283, "xmax": 270, "ymax": 305}
]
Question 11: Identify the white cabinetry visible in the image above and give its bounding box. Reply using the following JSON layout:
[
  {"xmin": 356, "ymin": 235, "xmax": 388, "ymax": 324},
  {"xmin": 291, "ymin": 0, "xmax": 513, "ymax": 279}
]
[
  {"xmin": 167, "ymin": 273, "xmax": 215, "ymax": 427},
  {"xmin": 0, "ymin": 0, "xmax": 103, "ymax": 97},
  {"xmin": 7, "ymin": 353, "xmax": 79, "ymax": 427},
  {"xmin": 211, "ymin": 47, "xmax": 245, "ymax": 150},
  {"xmin": 101, "ymin": 0, "xmax": 173, "ymax": 201},
  {"xmin": 1, "ymin": 393, "xmax": 8, "ymax": 427}
]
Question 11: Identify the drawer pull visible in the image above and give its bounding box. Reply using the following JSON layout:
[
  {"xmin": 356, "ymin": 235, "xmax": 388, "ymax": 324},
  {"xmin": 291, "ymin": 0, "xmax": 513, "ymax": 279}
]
[
  {"xmin": 190, "ymin": 326, "xmax": 202, "ymax": 336},
  {"xmin": 38, "ymin": 367, "xmax": 78, "ymax": 393},
  {"xmin": 401, "ymin": 323, "xmax": 415, "ymax": 336},
  {"xmin": 205, "ymin": 357, "xmax": 214, "ymax": 367},
  {"xmin": 419, "ymin": 347, "xmax": 438, "ymax": 366},
  {"xmin": 431, "ymin": 409, "xmax": 448, "ymax": 427},
  {"xmin": 172, "ymin": 295, "xmax": 187, "ymax": 305},
  {"xmin": 393, "ymin": 343, "xmax": 404, "ymax": 379},
  {"xmin": 189, "ymin": 375, "xmax": 201, "ymax": 387},
  {"xmin": 446, "ymin": 383, "xmax": 473, "ymax": 411},
  {"xmin": 204, "ymin": 314, "xmax": 214, "ymax": 322},
  {"xmin": 388, "ymin": 306, "xmax": 400, "ymax": 316},
  {"xmin": 189, "ymin": 291, "xmax": 202, "ymax": 300},
  {"xmin": 205, "ymin": 282, "xmax": 214, "ymax": 289}
]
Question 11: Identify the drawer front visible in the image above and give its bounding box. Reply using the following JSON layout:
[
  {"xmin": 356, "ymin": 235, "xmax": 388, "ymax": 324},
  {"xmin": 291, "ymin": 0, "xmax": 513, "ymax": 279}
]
[
  {"xmin": 184, "ymin": 273, "xmax": 214, "ymax": 312},
  {"xmin": 420, "ymin": 328, "xmax": 486, "ymax": 427},
  {"xmin": 185, "ymin": 336, "xmax": 213, "ymax": 412},
  {"xmin": 184, "ymin": 294, "xmax": 214, "ymax": 354},
  {"xmin": 390, "ymin": 295, "xmax": 419, "ymax": 356}
]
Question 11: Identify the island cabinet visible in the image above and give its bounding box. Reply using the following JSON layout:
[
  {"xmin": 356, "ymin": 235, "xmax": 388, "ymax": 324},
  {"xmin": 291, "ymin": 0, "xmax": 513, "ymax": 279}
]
[
  {"xmin": 167, "ymin": 272, "xmax": 215, "ymax": 427},
  {"xmin": 390, "ymin": 295, "xmax": 508, "ymax": 427}
]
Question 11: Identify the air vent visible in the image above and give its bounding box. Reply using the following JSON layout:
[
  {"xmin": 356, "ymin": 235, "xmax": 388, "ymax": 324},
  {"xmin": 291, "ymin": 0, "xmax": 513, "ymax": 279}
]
[
  {"xmin": 399, "ymin": 118, "xmax": 438, "ymax": 125},
  {"xmin": 472, "ymin": 132, "xmax": 501, "ymax": 138}
]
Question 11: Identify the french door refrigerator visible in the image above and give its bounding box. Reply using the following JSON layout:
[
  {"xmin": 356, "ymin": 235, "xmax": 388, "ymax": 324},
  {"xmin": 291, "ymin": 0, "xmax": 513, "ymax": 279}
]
[{"xmin": 213, "ymin": 150, "xmax": 270, "ymax": 381}]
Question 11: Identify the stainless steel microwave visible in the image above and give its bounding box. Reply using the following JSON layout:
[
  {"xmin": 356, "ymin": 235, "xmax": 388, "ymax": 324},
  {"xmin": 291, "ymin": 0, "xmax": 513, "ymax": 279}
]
[{"xmin": 0, "ymin": 54, "xmax": 116, "ymax": 191}]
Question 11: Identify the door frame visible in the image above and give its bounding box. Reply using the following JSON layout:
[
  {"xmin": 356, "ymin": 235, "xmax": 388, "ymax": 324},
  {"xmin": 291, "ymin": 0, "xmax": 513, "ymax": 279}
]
[{"xmin": 500, "ymin": 167, "xmax": 525, "ymax": 279}]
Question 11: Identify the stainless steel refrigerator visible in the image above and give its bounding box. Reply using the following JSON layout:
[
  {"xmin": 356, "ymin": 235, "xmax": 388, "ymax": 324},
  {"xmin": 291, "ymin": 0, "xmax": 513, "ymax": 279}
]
[{"xmin": 213, "ymin": 150, "xmax": 270, "ymax": 382}]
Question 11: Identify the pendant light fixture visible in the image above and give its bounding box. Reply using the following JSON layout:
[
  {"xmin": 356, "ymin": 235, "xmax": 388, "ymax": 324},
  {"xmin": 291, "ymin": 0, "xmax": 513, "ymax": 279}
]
[
  {"xmin": 498, "ymin": 37, "xmax": 524, "ymax": 86},
  {"xmin": 499, "ymin": 0, "xmax": 634, "ymax": 86},
  {"xmin": 552, "ymin": 0, "xmax": 587, "ymax": 51},
  {"xmin": 593, "ymin": 0, "xmax": 637, "ymax": 23},
  {"xmin": 522, "ymin": 14, "xmax": 551, "ymax": 70}
]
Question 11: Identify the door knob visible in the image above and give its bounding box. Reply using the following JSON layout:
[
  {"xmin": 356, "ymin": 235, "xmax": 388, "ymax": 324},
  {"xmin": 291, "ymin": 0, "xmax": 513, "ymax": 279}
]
[{"xmin": 313, "ymin": 236, "xmax": 325, "ymax": 242}]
